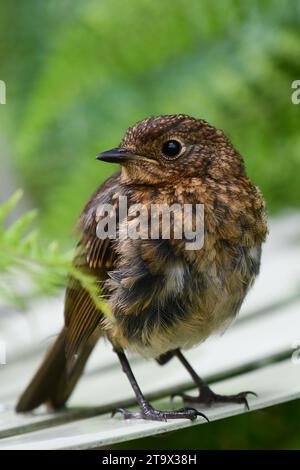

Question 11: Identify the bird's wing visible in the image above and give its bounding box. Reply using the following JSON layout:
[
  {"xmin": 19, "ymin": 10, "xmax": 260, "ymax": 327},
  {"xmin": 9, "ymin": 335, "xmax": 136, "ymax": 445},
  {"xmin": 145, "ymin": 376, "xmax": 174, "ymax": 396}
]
[{"xmin": 64, "ymin": 171, "xmax": 121, "ymax": 368}]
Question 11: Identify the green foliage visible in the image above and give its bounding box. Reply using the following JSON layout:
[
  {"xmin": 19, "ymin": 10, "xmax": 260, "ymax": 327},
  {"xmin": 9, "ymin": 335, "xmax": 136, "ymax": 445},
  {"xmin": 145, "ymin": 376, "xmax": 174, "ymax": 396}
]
[
  {"xmin": 0, "ymin": 0, "xmax": 299, "ymax": 242},
  {"xmin": 0, "ymin": 191, "xmax": 109, "ymax": 313}
]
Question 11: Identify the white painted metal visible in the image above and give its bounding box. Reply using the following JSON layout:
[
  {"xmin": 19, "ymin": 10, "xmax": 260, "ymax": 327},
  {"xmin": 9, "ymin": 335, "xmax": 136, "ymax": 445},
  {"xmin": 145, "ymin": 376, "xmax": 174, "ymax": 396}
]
[
  {"xmin": 0, "ymin": 359, "xmax": 298, "ymax": 450},
  {"xmin": 0, "ymin": 213, "xmax": 299, "ymax": 447}
]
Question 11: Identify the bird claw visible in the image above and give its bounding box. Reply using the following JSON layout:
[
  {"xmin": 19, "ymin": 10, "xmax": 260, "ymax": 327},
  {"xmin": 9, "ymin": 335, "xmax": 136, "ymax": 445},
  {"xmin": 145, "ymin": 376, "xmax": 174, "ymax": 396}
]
[
  {"xmin": 112, "ymin": 405, "xmax": 209, "ymax": 422},
  {"xmin": 112, "ymin": 407, "xmax": 143, "ymax": 420},
  {"xmin": 231, "ymin": 391, "xmax": 257, "ymax": 410},
  {"xmin": 172, "ymin": 389, "xmax": 257, "ymax": 411}
]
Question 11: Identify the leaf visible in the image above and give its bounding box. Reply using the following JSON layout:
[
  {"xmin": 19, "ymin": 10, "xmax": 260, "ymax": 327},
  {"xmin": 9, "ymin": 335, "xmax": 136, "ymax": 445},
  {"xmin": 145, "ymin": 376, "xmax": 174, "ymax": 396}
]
[
  {"xmin": 4, "ymin": 210, "xmax": 38, "ymax": 245},
  {"xmin": 0, "ymin": 190, "xmax": 23, "ymax": 227},
  {"xmin": 0, "ymin": 192, "xmax": 108, "ymax": 314}
]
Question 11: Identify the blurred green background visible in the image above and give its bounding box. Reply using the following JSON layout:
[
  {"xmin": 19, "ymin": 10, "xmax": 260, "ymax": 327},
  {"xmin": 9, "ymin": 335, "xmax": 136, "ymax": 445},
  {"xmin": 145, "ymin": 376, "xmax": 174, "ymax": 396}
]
[
  {"xmin": 1, "ymin": 0, "xmax": 300, "ymax": 242},
  {"xmin": 0, "ymin": 0, "xmax": 299, "ymax": 449}
]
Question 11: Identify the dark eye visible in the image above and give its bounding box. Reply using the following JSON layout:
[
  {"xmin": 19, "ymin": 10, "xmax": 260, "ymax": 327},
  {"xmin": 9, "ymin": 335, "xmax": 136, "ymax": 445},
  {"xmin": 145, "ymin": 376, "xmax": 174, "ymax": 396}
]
[{"xmin": 161, "ymin": 140, "xmax": 182, "ymax": 158}]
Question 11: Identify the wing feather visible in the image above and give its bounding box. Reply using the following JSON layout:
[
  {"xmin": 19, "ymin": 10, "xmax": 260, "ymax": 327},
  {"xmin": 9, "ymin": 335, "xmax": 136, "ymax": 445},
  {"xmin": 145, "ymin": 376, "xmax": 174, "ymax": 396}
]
[{"xmin": 64, "ymin": 171, "xmax": 120, "ymax": 368}]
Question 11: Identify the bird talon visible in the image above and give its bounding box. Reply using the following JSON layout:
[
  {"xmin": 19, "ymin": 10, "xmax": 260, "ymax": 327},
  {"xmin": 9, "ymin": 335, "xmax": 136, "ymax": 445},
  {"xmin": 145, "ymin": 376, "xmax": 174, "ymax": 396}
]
[
  {"xmin": 174, "ymin": 387, "xmax": 257, "ymax": 411},
  {"xmin": 112, "ymin": 404, "xmax": 208, "ymax": 422},
  {"xmin": 243, "ymin": 398, "xmax": 250, "ymax": 411},
  {"xmin": 244, "ymin": 391, "xmax": 258, "ymax": 398},
  {"xmin": 236, "ymin": 391, "xmax": 257, "ymax": 410},
  {"xmin": 112, "ymin": 407, "xmax": 136, "ymax": 420}
]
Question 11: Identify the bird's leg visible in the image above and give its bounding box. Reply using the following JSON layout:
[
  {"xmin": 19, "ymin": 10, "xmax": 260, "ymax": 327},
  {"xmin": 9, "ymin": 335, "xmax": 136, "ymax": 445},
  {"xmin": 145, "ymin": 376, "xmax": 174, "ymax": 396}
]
[
  {"xmin": 172, "ymin": 350, "xmax": 256, "ymax": 410},
  {"xmin": 112, "ymin": 348, "xmax": 208, "ymax": 422},
  {"xmin": 155, "ymin": 350, "xmax": 175, "ymax": 365}
]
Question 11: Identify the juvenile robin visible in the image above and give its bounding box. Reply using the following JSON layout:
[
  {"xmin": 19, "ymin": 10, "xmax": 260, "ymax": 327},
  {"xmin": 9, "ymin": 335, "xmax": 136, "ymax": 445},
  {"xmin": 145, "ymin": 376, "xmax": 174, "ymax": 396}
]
[{"xmin": 16, "ymin": 115, "xmax": 267, "ymax": 421}]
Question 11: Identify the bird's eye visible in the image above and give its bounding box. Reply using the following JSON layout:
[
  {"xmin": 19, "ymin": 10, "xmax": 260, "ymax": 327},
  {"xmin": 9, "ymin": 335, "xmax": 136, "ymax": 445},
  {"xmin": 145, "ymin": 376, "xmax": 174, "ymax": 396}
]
[{"xmin": 161, "ymin": 140, "xmax": 182, "ymax": 159}]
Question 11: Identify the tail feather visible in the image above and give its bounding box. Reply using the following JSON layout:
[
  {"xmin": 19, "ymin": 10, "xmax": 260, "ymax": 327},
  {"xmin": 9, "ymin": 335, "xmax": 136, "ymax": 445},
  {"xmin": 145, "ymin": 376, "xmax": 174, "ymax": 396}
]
[{"xmin": 16, "ymin": 328, "xmax": 96, "ymax": 412}]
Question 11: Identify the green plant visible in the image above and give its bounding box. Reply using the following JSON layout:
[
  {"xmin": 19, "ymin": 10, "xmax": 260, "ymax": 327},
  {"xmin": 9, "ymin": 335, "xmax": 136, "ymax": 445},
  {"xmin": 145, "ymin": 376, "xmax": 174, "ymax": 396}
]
[
  {"xmin": 1, "ymin": 0, "xmax": 299, "ymax": 243},
  {"xmin": 0, "ymin": 190, "xmax": 109, "ymax": 314}
]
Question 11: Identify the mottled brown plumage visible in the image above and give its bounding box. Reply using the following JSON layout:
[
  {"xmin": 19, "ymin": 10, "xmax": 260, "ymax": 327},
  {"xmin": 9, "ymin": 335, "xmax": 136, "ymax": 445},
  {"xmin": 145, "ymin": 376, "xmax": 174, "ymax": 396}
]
[{"xmin": 17, "ymin": 115, "xmax": 267, "ymax": 421}]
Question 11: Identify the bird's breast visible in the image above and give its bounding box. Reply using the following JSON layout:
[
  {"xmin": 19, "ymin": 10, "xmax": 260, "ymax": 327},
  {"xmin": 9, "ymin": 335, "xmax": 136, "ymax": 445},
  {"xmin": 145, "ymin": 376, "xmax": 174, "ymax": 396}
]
[{"xmin": 104, "ymin": 234, "xmax": 262, "ymax": 358}]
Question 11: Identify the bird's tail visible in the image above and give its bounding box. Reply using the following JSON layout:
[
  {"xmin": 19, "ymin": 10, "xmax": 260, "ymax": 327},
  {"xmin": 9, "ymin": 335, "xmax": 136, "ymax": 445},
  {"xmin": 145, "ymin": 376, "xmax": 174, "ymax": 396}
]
[{"xmin": 16, "ymin": 328, "xmax": 96, "ymax": 412}]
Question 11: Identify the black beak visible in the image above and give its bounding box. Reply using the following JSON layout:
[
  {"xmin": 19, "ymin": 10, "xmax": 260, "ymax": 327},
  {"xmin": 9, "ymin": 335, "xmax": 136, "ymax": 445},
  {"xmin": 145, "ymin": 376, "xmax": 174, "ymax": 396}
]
[{"xmin": 96, "ymin": 147, "xmax": 138, "ymax": 164}]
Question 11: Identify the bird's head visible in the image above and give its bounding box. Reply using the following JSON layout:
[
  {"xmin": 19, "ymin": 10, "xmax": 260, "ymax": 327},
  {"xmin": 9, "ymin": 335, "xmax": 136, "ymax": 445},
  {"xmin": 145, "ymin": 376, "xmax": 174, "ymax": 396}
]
[{"xmin": 97, "ymin": 114, "xmax": 245, "ymax": 184}]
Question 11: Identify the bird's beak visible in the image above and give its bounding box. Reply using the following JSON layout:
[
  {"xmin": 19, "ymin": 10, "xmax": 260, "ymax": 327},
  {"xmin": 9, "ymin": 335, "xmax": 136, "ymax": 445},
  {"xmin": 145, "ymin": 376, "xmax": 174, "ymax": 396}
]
[{"xmin": 96, "ymin": 147, "xmax": 158, "ymax": 165}]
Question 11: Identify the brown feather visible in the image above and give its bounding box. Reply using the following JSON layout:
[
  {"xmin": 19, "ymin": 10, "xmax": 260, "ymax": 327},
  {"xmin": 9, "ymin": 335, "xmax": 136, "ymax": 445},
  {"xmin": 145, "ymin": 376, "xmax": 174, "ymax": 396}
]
[
  {"xmin": 16, "ymin": 115, "xmax": 268, "ymax": 412},
  {"xmin": 16, "ymin": 173, "xmax": 121, "ymax": 411}
]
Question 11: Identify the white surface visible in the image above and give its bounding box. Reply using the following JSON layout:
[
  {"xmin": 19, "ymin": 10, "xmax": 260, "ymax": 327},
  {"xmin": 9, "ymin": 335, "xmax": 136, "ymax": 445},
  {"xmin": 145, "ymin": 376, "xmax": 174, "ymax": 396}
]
[
  {"xmin": 0, "ymin": 212, "xmax": 299, "ymax": 447},
  {"xmin": 0, "ymin": 359, "xmax": 299, "ymax": 450}
]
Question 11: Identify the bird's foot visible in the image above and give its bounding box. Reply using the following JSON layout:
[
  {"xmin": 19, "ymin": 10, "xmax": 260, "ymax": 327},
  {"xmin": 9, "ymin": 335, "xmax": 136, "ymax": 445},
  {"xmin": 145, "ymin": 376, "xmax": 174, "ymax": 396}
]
[
  {"xmin": 172, "ymin": 386, "xmax": 257, "ymax": 410},
  {"xmin": 112, "ymin": 404, "xmax": 208, "ymax": 422}
]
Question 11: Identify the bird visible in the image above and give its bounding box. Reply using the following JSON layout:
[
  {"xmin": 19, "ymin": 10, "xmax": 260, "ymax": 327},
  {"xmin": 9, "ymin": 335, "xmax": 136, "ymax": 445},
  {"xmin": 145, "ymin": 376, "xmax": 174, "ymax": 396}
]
[{"xmin": 16, "ymin": 114, "xmax": 267, "ymax": 421}]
